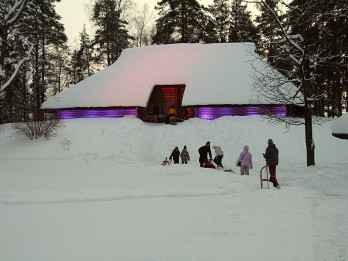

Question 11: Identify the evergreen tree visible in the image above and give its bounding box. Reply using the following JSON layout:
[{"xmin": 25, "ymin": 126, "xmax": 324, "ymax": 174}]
[
  {"xmin": 285, "ymin": 0, "xmax": 348, "ymax": 117},
  {"xmin": 196, "ymin": 8, "xmax": 218, "ymax": 43},
  {"xmin": 48, "ymin": 43, "xmax": 70, "ymax": 96},
  {"xmin": 252, "ymin": 0, "xmax": 347, "ymax": 166},
  {"xmin": 153, "ymin": 0, "xmax": 204, "ymax": 44},
  {"xmin": 28, "ymin": 0, "xmax": 67, "ymax": 119},
  {"xmin": 1, "ymin": 0, "xmax": 67, "ymax": 122},
  {"xmin": 255, "ymin": 0, "xmax": 282, "ymax": 64},
  {"xmin": 92, "ymin": 0, "xmax": 132, "ymax": 66},
  {"xmin": 69, "ymin": 25, "xmax": 96, "ymax": 85},
  {"xmin": 0, "ymin": 0, "xmax": 34, "ymax": 92},
  {"xmin": 229, "ymin": 0, "xmax": 258, "ymax": 43},
  {"xmin": 208, "ymin": 0, "xmax": 230, "ymax": 43}
]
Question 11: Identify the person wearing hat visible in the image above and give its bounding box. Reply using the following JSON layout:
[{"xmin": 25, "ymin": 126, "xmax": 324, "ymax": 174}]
[
  {"xmin": 236, "ymin": 145, "xmax": 253, "ymax": 175},
  {"xmin": 263, "ymin": 139, "xmax": 280, "ymax": 188},
  {"xmin": 181, "ymin": 145, "xmax": 190, "ymax": 164},
  {"xmin": 198, "ymin": 141, "xmax": 212, "ymax": 167},
  {"xmin": 168, "ymin": 104, "xmax": 176, "ymax": 117},
  {"xmin": 170, "ymin": 146, "xmax": 180, "ymax": 164}
]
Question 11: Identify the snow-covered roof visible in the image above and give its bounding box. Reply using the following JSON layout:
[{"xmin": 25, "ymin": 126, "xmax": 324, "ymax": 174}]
[
  {"xmin": 42, "ymin": 43, "xmax": 298, "ymax": 109},
  {"xmin": 331, "ymin": 113, "xmax": 348, "ymax": 137}
]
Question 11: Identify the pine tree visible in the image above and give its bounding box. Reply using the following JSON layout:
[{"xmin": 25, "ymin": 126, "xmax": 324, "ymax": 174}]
[
  {"xmin": 208, "ymin": 0, "xmax": 230, "ymax": 43},
  {"xmin": 69, "ymin": 25, "xmax": 96, "ymax": 85},
  {"xmin": 252, "ymin": 0, "xmax": 347, "ymax": 166},
  {"xmin": 285, "ymin": 0, "xmax": 348, "ymax": 117},
  {"xmin": 92, "ymin": 0, "xmax": 132, "ymax": 66},
  {"xmin": 229, "ymin": 0, "xmax": 258, "ymax": 43},
  {"xmin": 196, "ymin": 8, "xmax": 218, "ymax": 43},
  {"xmin": 45, "ymin": 43, "xmax": 71, "ymax": 97},
  {"xmin": 255, "ymin": 0, "xmax": 282, "ymax": 64},
  {"xmin": 0, "ymin": 0, "xmax": 67, "ymax": 122},
  {"xmin": 153, "ymin": 0, "xmax": 204, "ymax": 44},
  {"xmin": 0, "ymin": 0, "xmax": 34, "ymax": 93},
  {"xmin": 28, "ymin": 0, "xmax": 67, "ymax": 119}
]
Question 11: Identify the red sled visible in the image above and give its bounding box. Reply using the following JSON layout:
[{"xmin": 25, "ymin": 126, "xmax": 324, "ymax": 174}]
[{"xmin": 204, "ymin": 161, "xmax": 216, "ymax": 169}]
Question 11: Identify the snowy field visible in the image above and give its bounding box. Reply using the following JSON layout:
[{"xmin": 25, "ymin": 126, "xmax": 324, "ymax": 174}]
[{"xmin": 0, "ymin": 116, "xmax": 347, "ymax": 261}]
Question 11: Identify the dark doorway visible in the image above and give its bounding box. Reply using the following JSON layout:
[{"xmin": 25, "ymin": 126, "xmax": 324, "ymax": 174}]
[{"xmin": 146, "ymin": 85, "xmax": 186, "ymax": 119}]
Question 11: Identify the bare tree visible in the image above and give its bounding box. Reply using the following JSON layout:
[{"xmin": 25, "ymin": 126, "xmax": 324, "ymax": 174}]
[
  {"xmin": 250, "ymin": 0, "xmax": 347, "ymax": 166},
  {"xmin": 132, "ymin": 3, "xmax": 154, "ymax": 47},
  {"xmin": 0, "ymin": 0, "xmax": 34, "ymax": 92}
]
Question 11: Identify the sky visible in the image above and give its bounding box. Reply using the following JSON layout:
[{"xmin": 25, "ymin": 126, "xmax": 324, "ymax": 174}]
[{"xmin": 55, "ymin": 0, "xmax": 214, "ymax": 48}]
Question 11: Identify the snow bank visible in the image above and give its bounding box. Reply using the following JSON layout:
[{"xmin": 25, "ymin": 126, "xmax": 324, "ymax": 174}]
[
  {"xmin": 331, "ymin": 112, "xmax": 348, "ymax": 134},
  {"xmin": 0, "ymin": 116, "xmax": 347, "ymax": 260}
]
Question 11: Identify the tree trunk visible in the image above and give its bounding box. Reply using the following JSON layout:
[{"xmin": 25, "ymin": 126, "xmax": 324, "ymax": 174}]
[
  {"xmin": 40, "ymin": 36, "xmax": 45, "ymax": 105},
  {"xmin": 22, "ymin": 72, "xmax": 27, "ymax": 121},
  {"xmin": 0, "ymin": 27, "xmax": 8, "ymax": 89},
  {"xmin": 181, "ymin": 1, "xmax": 188, "ymax": 42},
  {"xmin": 304, "ymin": 97, "xmax": 315, "ymax": 166},
  {"xmin": 34, "ymin": 40, "xmax": 41, "ymax": 120}
]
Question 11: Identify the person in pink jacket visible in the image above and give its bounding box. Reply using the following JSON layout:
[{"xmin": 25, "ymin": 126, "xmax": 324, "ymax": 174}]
[{"xmin": 236, "ymin": 145, "xmax": 253, "ymax": 175}]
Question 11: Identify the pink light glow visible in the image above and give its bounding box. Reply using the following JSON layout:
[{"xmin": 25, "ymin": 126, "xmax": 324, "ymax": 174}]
[
  {"xmin": 57, "ymin": 108, "xmax": 137, "ymax": 119},
  {"xmin": 195, "ymin": 106, "xmax": 286, "ymax": 120}
]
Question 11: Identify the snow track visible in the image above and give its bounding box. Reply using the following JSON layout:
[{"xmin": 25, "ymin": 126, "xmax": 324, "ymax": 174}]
[{"xmin": 0, "ymin": 116, "xmax": 347, "ymax": 261}]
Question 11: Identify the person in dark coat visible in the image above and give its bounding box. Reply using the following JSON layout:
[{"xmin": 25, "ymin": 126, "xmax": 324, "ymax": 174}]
[
  {"xmin": 170, "ymin": 146, "xmax": 180, "ymax": 164},
  {"xmin": 165, "ymin": 114, "xmax": 170, "ymax": 124},
  {"xmin": 198, "ymin": 141, "xmax": 212, "ymax": 167},
  {"xmin": 153, "ymin": 105, "xmax": 159, "ymax": 123},
  {"xmin": 181, "ymin": 145, "xmax": 190, "ymax": 164},
  {"xmin": 263, "ymin": 139, "xmax": 279, "ymax": 188},
  {"xmin": 182, "ymin": 107, "xmax": 188, "ymax": 120}
]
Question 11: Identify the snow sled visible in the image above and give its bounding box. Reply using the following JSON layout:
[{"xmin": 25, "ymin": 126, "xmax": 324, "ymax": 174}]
[
  {"xmin": 205, "ymin": 161, "xmax": 235, "ymax": 173},
  {"xmin": 260, "ymin": 165, "xmax": 270, "ymax": 189},
  {"xmin": 204, "ymin": 160, "xmax": 216, "ymax": 169}
]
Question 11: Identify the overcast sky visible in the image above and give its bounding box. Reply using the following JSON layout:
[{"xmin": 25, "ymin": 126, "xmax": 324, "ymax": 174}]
[{"xmin": 55, "ymin": 0, "xmax": 215, "ymax": 48}]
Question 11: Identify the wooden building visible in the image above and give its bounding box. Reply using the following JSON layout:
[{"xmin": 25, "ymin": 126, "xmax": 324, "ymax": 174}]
[{"xmin": 42, "ymin": 43, "xmax": 303, "ymax": 120}]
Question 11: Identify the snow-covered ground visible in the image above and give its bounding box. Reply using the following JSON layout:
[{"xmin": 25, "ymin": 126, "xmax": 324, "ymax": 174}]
[{"xmin": 0, "ymin": 116, "xmax": 347, "ymax": 261}]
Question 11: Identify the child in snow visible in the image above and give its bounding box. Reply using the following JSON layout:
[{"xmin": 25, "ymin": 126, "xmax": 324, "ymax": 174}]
[
  {"xmin": 170, "ymin": 146, "xmax": 180, "ymax": 164},
  {"xmin": 181, "ymin": 145, "xmax": 190, "ymax": 164},
  {"xmin": 236, "ymin": 145, "xmax": 253, "ymax": 175},
  {"xmin": 204, "ymin": 159, "xmax": 216, "ymax": 169},
  {"xmin": 213, "ymin": 145, "xmax": 224, "ymax": 168},
  {"xmin": 263, "ymin": 139, "xmax": 279, "ymax": 188}
]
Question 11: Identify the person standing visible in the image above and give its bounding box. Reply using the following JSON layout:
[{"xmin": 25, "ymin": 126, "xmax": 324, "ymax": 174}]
[
  {"xmin": 236, "ymin": 145, "xmax": 253, "ymax": 175},
  {"xmin": 213, "ymin": 145, "xmax": 224, "ymax": 168},
  {"xmin": 182, "ymin": 107, "xmax": 189, "ymax": 120},
  {"xmin": 153, "ymin": 105, "xmax": 159, "ymax": 123},
  {"xmin": 168, "ymin": 104, "xmax": 176, "ymax": 117},
  {"xmin": 263, "ymin": 139, "xmax": 279, "ymax": 188},
  {"xmin": 181, "ymin": 145, "xmax": 190, "ymax": 164},
  {"xmin": 198, "ymin": 141, "xmax": 212, "ymax": 167},
  {"xmin": 170, "ymin": 146, "xmax": 180, "ymax": 164}
]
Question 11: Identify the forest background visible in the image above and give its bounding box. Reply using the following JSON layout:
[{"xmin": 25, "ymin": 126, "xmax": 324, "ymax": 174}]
[{"xmin": 0, "ymin": 0, "xmax": 347, "ymax": 124}]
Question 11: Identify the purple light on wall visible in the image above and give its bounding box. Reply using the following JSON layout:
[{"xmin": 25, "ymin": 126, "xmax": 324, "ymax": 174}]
[
  {"xmin": 57, "ymin": 108, "xmax": 137, "ymax": 119},
  {"xmin": 195, "ymin": 106, "xmax": 286, "ymax": 120}
]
